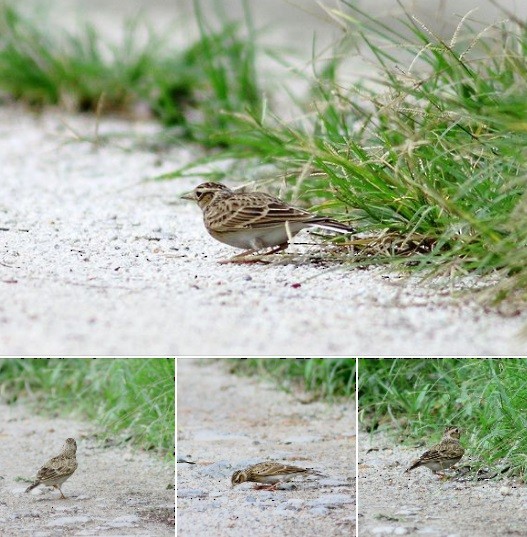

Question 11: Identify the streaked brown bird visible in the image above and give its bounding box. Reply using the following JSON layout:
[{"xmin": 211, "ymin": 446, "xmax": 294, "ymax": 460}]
[
  {"xmin": 181, "ymin": 182, "xmax": 354, "ymax": 262},
  {"xmin": 405, "ymin": 426, "xmax": 464, "ymax": 475},
  {"xmin": 25, "ymin": 438, "xmax": 78, "ymax": 499},
  {"xmin": 231, "ymin": 461, "xmax": 325, "ymax": 491}
]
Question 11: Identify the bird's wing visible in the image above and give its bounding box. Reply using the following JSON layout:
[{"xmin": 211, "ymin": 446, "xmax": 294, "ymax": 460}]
[
  {"xmin": 36, "ymin": 455, "xmax": 76, "ymax": 482},
  {"xmin": 253, "ymin": 463, "xmax": 307, "ymax": 477},
  {"xmin": 442, "ymin": 443, "xmax": 465, "ymax": 459},
  {"xmin": 418, "ymin": 441, "xmax": 463, "ymax": 463},
  {"xmin": 207, "ymin": 194, "xmax": 313, "ymax": 232},
  {"xmin": 416, "ymin": 446, "xmax": 443, "ymax": 463}
]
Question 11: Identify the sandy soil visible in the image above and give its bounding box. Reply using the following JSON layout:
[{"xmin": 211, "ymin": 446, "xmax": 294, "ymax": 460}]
[
  {"xmin": 0, "ymin": 403, "xmax": 174, "ymax": 536},
  {"xmin": 176, "ymin": 358, "xmax": 355, "ymax": 536},
  {"xmin": 358, "ymin": 429, "xmax": 527, "ymax": 537}
]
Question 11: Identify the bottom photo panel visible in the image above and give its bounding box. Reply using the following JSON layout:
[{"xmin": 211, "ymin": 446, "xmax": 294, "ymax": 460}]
[
  {"xmin": 358, "ymin": 358, "xmax": 526, "ymax": 537},
  {"xmin": 0, "ymin": 357, "xmax": 175, "ymax": 536},
  {"xmin": 176, "ymin": 358, "xmax": 356, "ymax": 537}
]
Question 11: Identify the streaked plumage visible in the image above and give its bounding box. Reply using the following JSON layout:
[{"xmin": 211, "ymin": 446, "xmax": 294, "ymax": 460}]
[
  {"xmin": 405, "ymin": 426, "xmax": 464, "ymax": 474},
  {"xmin": 231, "ymin": 461, "xmax": 324, "ymax": 491},
  {"xmin": 181, "ymin": 182, "xmax": 354, "ymax": 262},
  {"xmin": 25, "ymin": 438, "xmax": 78, "ymax": 499}
]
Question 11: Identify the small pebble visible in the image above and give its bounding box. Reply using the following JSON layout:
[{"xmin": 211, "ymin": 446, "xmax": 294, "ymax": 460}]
[
  {"xmin": 319, "ymin": 478, "xmax": 349, "ymax": 487},
  {"xmin": 285, "ymin": 499, "xmax": 304, "ymax": 511},
  {"xmin": 108, "ymin": 515, "xmax": 140, "ymax": 528},
  {"xmin": 46, "ymin": 516, "xmax": 91, "ymax": 527},
  {"xmin": 309, "ymin": 494, "xmax": 353, "ymax": 508},
  {"xmin": 371, "ymin": 524, "xmax": 395, "ymax": 534},
  {"xmin": 500, "ymin": 486, "xmax": 511, "ymax": 496},
  {"xmin": 198, "ymin": 460, "xmax": 231, "ymax": 478},
  {"xmin": 310, "ymin": 506, "xmax": 329, "ymax": 516},
  {"xmin": 395, "ymin": 508, "xmax": 421, "ymax": 516},
  {"xmin": 177, "ymin": 488, "xmax": 208, "ymax": 499}
]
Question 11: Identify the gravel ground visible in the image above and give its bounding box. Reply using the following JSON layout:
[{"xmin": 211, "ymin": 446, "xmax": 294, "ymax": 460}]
[
  {"xmin": 176, "ymin": 358, "xmax": 355, "ymax": 537},
  {"xmin": 358, "ymin": 429, "xmax": 527, "ymax": 537},
  {"xmin": 2, "ymin": 106, "xmax": 527, "ymax": 356},
  {"xmin": 0, "ymin": 403, "xmax": 174, "ymax": 536}
]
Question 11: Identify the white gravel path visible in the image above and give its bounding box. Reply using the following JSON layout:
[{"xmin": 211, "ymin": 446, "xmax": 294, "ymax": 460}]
[
  {"xmin": 1, "ymin": 106, "xmax": 527, "ymax": 356},
  {"xmin": 177, "ymin": 358, "xmax": 355, "ymax": 537}
]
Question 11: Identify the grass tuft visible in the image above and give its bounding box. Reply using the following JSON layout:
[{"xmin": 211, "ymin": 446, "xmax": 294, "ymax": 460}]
[
  {"xmin": 0, "ymin": 358, "xmax": 174, "ymax": 458},
  {"xmin": 229, "ymin": 358, "xmax": 355, "ymax": 399},
  {"xmin": 170, "ymin": 3, "xmax": 527, "ymax": 303},
  {"xmin": 0, "ymin": 1, "xmax": 263, "ymax": 146}
]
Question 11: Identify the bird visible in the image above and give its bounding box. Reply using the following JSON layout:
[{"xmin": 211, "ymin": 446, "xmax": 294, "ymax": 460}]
[
  {"xmin": 231, "ymin": 461, "xmax": 325, "ymax": 491},
  {"xmin": 181, "ymin": 182, "xmax": 354, "ymax": 262},
  {"xmin": 25, "ymin": 438, "xmax": 78, "ymax": 499},
  {"xmin": 405, "ymin": 426, "xmax": 464, "ymax": 476}
]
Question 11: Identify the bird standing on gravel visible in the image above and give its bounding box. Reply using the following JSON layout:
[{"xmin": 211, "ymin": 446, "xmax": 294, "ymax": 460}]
[
  {"xmin": 25, "ymin": 438, "xmax": 78, "ymax": 499},
  {"xmin": 405, "ymin": 426, "xmax": 464, "ymax": 476},
  {"xmin": 231, "ymin": 461, "xmax": 325, "ymax": 491},
  {"xmin": 181, "ymin": 182, "xmax": 354, "ymax": 263}
]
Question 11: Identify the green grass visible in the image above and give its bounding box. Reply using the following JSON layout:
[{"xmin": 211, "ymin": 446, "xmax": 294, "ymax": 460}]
[
  {"xmin": 359, "ymin": 358, "xmax": 527, "ymax": 478},
  {"xmin": 166, "ymin": 3, "xmax": 527, "ymax": 304},
  {"xmin": 228, "ymin": 358, "xmax": 355, "ymax": 399},
  {"xmin": 0, "ymin": 358, "xmax": 175, "ymax": 458},
  {"xmin": 0, "ymin": 1, "xmax": 262, "ymax": 144}
]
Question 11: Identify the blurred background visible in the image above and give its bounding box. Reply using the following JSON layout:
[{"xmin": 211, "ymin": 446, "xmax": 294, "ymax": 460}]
[
  {"xmin": 18, "ymin": 1, "xmax": 527, "ymax": 42},
  {"xmin": 228, "ymin": 357, "xmax": 355, "ymax": 399},
  {"xmin": 0, "ymin": 358, "xmax": 175, "ymax": 458}
]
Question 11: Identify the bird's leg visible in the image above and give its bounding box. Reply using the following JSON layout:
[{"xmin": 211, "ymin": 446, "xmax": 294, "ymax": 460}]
[
  {"xmin": 254, "ymin": 484, "xmax": 277, "ymax": 491},
  {"xmin": 218, "ymin": 249, "xmax": 263, "ymax": 264},
  {"xmin": 219, "ymin": 242, "xmax": 289, "ymax": 264},
  {"xmin": 232, "ymin": 242, "xmax": 289, "ymax": 264},
  {"xmin": 54, "ymin": 485, "xmax": 67, "ymax": 499},
  {"xmin": 219, "ymin": 250, "xmax": 271, "ymax": 264},
  {"xmin": 254, "ymin": 483, "xmax": 280, "ymax": 491},
  {"xmin": 265, "ymin": 243, "xmax": 289, "ymax": 256}
]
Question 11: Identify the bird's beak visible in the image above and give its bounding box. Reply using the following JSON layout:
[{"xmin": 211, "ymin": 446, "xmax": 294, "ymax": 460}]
[{"xmin": 180, "ymin": 191, "xmax": 196, "ymax": 201}]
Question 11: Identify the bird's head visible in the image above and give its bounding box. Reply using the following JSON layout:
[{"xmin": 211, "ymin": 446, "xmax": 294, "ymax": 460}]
[
  {"xmin": 231, "ymin": 470, "xmax": 248, "ymax": 487},
  {"xmin": 63, "ymin": 438, "xmax": 77, "ymax": 455},
  {"xmin": 444, "ymin": 426, "xmax": 461, "ymax": 440},
  {"xmin": 180, "ymin": 182, "xmax": 232, "ymax": 209}
]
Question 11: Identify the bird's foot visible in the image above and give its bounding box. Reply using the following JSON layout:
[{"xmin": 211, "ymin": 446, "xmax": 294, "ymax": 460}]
[
  {"xmin": 54, "ymin": 485, "xmax": 67, "ymax": 499},
  {"xmin": 218, "ymin": 243, "xmax": 289, "ymax": 264},
  {"xmin": 218, "ymin": 255, "xmax": 272, "ymax": 265},
  {"xmin": 253, "ymin": 483, "xmax": 279, "ymax": 491}
]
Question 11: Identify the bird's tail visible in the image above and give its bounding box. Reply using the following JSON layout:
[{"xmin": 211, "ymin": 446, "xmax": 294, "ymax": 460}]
[
  {"xmin": 25, "ymin": 482, "xmax": 39, "ymax": 493},
  {"xmin": 309, "ymin": 217, "xmax": 355, "ymax": 234}
]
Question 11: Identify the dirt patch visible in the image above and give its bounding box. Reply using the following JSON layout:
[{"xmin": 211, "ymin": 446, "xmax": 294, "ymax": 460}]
[
  {"xmin": 177, "ymin": 358, "xmax": 356, "ymax": 537},
  {"xmin": 0, "ymin": 403, "xmax": 175, "ymax": 536},
  {"xmin": 358, "ymin": 429, "xmax": 526, "ymax": 536}
]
